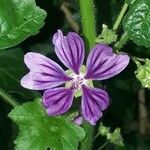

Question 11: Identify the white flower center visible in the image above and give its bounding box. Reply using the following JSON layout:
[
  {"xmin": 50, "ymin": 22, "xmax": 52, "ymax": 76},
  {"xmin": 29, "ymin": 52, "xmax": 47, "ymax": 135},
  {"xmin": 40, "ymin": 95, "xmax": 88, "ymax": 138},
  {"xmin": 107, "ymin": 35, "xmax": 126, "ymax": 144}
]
[
  {"xmin": 65, "ymin": 65, "xmax": 93, "ymax": 98},
  {"xmin": 71, "ymin": 73, "xmax": 87, "ymax": 91}
]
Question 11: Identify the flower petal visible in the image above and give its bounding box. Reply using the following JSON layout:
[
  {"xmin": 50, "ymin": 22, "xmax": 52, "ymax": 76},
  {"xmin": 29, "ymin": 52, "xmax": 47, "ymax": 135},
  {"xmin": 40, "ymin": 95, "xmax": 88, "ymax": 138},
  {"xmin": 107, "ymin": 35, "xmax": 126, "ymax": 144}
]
[
  {"xmin": 21, "ymin": 52, "xmax": 71, "ymax": 90},
  {"xmin": 85, "ymin": 44, "xmax": 130, "ymax": 80},
  {"xmin": 43, "ymin": 87, "xmax": 74, "ymax": 115},
  {"xmin": 81, "ymin": 85, "xmax": 109, "ymax": 125},
  {"xmin": 73, "ymin": 116, "xmax": 83, "ymax": 125},
  {"xmin": 52, "ymin": 30, "xmax": 85, "ymax": 74}
]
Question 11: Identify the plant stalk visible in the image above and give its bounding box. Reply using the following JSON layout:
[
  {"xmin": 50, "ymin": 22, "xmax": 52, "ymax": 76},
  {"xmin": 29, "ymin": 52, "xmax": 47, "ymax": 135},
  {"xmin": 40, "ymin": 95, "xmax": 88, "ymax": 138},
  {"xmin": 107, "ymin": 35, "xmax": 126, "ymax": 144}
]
[
  {"xmin": 79, "ymin": 0, "xmax": 97, "ymax": 149},
  {"xmin": 113, "ymin": 3, "xmax": 128, "ymax": 31},
  {"xmin": 0, "ymin": 89, "xmax": 18, "ymax": 107},
  {"xmin": 115, "ymin": 32, "xmax": 129, "ymax": 50},
  {"xmin": 98, "ymin": 141, "xmax": 109, "ymax": 150},
  {"xmin": 79, "ymin": 0, "xmax": 96, "ymax": 51}
]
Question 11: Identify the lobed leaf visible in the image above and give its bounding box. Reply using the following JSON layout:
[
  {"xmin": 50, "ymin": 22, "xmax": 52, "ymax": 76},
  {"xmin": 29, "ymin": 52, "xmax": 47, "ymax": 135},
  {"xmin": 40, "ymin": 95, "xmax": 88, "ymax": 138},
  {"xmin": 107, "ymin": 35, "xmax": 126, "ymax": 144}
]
[{"xmin": 9, "ymin": 99, "xmax": 86, "ymax": 150}]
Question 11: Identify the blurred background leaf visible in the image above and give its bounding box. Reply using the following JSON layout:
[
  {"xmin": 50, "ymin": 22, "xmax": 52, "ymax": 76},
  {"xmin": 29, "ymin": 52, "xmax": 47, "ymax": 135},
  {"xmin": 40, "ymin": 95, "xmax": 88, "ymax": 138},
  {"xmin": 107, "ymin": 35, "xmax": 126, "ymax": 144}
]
[
  {"xmin": 1, "ymin": 0, "xmax": 150, "ymax": 150},
  {"xmin": 0, "ymin": 47, "xmax": 39, "ymax": 100}
]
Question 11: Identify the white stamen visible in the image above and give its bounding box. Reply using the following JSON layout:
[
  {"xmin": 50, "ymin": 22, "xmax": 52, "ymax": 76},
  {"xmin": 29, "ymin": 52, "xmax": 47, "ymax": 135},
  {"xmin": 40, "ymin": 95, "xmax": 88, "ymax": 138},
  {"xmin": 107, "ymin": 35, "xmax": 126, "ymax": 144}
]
[{"xmin": 71, "ymin": 73, "xmax": 87, "ymax": 91}]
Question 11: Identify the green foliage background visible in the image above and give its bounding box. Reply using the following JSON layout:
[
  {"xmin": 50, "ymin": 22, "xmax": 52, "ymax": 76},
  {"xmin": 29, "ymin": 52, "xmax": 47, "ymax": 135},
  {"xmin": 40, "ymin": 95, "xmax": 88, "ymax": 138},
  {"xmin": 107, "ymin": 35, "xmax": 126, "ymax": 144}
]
[{"xmin": 1, "ymin": 0, "xmax": 150, "ymax": 150}]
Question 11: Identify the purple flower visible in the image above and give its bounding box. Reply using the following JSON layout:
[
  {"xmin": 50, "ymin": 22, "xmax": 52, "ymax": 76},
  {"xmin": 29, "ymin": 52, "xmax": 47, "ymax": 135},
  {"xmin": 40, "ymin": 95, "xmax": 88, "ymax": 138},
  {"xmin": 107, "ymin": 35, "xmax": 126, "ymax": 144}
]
[{"xmin": 21, "ymin": 30, "xmax": 130, "ymax": 125}]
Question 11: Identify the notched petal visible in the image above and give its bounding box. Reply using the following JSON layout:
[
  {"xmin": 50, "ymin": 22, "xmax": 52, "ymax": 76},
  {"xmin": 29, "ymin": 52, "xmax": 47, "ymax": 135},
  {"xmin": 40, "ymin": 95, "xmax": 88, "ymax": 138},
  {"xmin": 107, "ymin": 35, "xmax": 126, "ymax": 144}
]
[
  {"xmin": 43, "ymin": 87, "xmax": 74, "ymax": 115},
  {"xmin": 21, "ymin": 52, "xmax": 71, "ymax": 90},
  {"xmin": 85, "ymin": 44, "xmax": 130, "ymax": 80},
  {"xmin": 53, "ymin": 30, "xmax": 85, "ymax": 74},
  {"xmin": 81, "ymin": 85, "xmax": 109, "ymax": 125}
]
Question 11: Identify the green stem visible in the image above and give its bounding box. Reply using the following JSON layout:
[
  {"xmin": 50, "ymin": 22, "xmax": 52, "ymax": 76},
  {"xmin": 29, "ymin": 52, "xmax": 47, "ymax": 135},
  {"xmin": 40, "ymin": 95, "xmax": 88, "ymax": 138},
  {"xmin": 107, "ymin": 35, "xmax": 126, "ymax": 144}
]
[
  {"xmin": 79, "ymin": 0, "xmax": 97, "ymax": 51},
  {"xmin": 113, "ymin": 3, "xmax": 128, "ymax": 31},
  {"xmin": 115, "ymin": 32, "xmax": 129, "ymax": 50},
  {"xmin": 0, "ymin": 89, "xmax": 18, "ymax": 107},
  {"xmin": 79, "ymin": 0, "xmax": 97, "ymax": 150},
  {"xmin": 98, "ymin": 141, "xmax": 109, "ymax": 150},
  {"xmin": 94, "ymin": 132, "xmax": 99, "ymax": 140}
]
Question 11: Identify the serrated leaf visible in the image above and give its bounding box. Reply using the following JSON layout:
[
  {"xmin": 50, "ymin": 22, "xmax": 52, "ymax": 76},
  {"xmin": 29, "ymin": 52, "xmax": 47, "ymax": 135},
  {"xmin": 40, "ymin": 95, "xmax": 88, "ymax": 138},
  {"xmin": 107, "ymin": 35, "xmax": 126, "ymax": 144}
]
[
  {"xmin": 9, "ymin": 99, "xmax": 86, "ymax": 150},
  {"xmin": 0, "ymin": 47, "xmax": 39, "ymax": 99},
  {"xmin": 135, "ymin": 59, "xmax": 150, "ymax": 88},
  {"xmin": 0, "ymin": 0, "xmax": 47, "ymax": 49},
  {"xmin": 98, "ymin": 123, "xmax": 124, "ymax": 147},
  {"xmin": 123, "ymin": 0, "xmax": 150, "ymax": 47}
]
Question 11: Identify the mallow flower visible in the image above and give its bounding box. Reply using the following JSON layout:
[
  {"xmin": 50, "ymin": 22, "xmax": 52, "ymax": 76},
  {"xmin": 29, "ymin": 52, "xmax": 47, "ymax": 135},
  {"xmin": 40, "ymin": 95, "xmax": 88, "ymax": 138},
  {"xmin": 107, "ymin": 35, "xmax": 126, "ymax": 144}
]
[{"xmin": 21, "ymin": 30, "xmax": 130, "ymax": 125}]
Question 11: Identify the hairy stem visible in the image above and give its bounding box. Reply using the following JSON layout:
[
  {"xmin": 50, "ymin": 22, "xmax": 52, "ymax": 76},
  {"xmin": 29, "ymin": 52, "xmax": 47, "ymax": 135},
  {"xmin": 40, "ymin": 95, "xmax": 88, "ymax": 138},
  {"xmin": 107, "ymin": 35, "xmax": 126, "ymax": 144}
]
[
  {"xmin": 115, "ymin": 32, "xmax": 129, "ymax": 50},
  {"xmin": 0, "ymin": 89, "xmax": 18, "ymax": 107},
  {"xmin": 113, "ymin": 3, "xmax": 128, "ymax": 31},
  {"xmin": 79, "ymin": 0, "xmax": 97, "ymax": 149},
  {"xmin": 79, "ymin": 0, "xmax": 97, "ymax": 51}
]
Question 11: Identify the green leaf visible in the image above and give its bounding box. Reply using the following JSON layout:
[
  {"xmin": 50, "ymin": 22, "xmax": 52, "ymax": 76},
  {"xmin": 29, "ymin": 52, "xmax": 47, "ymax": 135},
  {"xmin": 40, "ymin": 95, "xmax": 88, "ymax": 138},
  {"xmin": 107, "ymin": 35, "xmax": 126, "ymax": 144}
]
[
  {"xmin": 123, "ymin": 0, "xmax": 150, "ymax": 47},
  {"xmin": 135, "ymin": 59, "xmax": 150, "ymax": 88},
  {"xmin": 9, "ymin": 99, "xmax": 86, "ymax": 150},
  {"xmin": 98, "ymin": 123, "xmax": 124, "ymax": 147},
  {"xmin": 0, "ymin": 0, "xmax": 47, "ymax": 49},
  {"xmin": 0, "ymin": 47, "xmax": 39, "ymax": 99}
]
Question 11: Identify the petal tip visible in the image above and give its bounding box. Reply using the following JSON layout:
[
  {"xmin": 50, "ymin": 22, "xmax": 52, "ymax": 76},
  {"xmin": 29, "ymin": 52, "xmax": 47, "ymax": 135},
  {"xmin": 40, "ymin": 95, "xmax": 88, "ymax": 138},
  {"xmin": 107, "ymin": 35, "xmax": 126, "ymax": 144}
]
[
  {"xmin": 52, "ymin": 29, "xmax": 63, "ymax": 44},
  {"xmin": 20, "ymin": 74, "xmax": 34, "ymax": 90},
  {"xmin": 20, "ymin": 77, "xmax": 25, "ymax": 88}
]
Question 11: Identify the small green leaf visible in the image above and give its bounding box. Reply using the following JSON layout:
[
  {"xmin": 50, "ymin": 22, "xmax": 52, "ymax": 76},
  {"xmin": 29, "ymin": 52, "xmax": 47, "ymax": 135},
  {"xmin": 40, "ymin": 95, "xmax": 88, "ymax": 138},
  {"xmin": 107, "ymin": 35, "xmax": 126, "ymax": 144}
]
[
  {"xmin": 98, "ymin": 123, "xmax": 110, "ymax": 136},
  {"xmin": 98, "ymin": 123, "xmax": 124, "ymax": 147},
  {"xmin": 107, "ymin": 128, "xmax": 124, "ymax": 147},
  {"xmin": 123, "ymin": 0, "xmax": 150, "ymax": 47},
  {"xmin": 135, "ymin": 59, "xmax": 150, "ymax": 88},
  {"xmin": 9, "ymin": 99, "xmax": 86, "ymax": 150},
  {"xmin": 0, "ymin": 0, "xmax": 47, "ymax": 49},
  {"xmin": 95, "ymin": 24, "xmax": 117, "ymax": 45}
]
